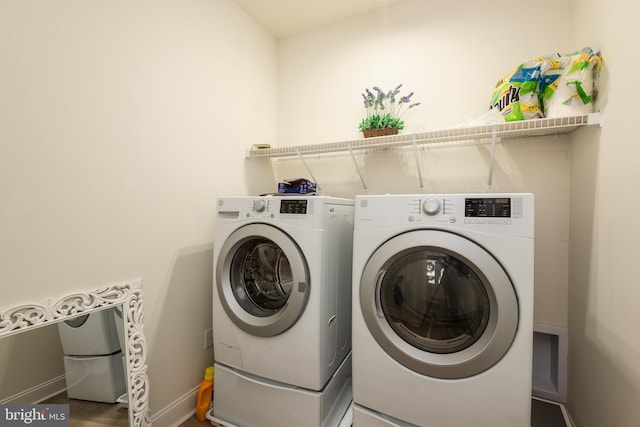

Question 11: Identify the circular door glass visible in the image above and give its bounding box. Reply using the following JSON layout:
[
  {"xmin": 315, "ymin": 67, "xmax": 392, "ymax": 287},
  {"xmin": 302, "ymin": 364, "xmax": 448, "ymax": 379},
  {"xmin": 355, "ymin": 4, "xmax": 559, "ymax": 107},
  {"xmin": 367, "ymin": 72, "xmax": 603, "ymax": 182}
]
[
  {"xmin": 216, "ymin": 223, "xmax": 310, "ymax": 337},
  {"xmin": 380, "ymin": 250, "xmax": 490, "ymax": 354},
  {"xmin": 360, "ymin": 230, "xmax": 518, "ymax": 379},
  {"xmin": 230, "ymin": 238, "xmax": 294, "ymax": 316}
]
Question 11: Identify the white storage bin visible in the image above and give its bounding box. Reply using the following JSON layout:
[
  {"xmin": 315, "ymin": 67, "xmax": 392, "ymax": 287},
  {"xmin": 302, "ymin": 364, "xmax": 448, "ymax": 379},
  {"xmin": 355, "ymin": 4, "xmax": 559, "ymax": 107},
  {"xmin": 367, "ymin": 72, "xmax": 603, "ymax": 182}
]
[
  {"xmin": 63, "ymin": 352, "xmax": 126, "ymax": 403},
  {"xmin": 58, "ymin": 309, "xmax": 121, "ymax": 356}
]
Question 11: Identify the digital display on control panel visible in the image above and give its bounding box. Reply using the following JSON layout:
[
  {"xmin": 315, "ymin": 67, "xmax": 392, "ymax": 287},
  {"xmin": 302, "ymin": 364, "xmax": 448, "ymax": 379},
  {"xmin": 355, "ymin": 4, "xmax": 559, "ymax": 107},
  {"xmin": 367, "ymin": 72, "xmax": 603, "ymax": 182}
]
[
  {"xmin": 280, "ymin": 199, "xmax": 308, "ymax": 214},
  {"xmin": 465, "ymin": 198, "xmax": 511, "ymax": 218}
]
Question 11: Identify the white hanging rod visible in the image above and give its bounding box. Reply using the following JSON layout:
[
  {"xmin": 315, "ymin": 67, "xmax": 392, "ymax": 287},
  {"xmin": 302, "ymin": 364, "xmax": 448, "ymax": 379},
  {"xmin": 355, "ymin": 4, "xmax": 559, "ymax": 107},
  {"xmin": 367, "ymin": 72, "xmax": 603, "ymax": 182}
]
[{"xmin": 246, "ymin": 112, "xmax": 602, "ymax": 159}]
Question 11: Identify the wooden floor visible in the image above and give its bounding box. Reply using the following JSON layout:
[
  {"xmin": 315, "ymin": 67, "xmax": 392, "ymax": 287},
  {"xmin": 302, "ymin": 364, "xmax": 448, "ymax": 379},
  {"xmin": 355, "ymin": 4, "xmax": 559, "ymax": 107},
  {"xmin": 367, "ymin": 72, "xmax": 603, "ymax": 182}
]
[
  {"xmin": 43, "ymin": 391, "xmax": 209, "ymax": 426},
  {"xmin": 179, "ymin": 414, "xmax": 210, "ymax": 426},
  {"xmin": 41, "ymin": 393, "xmax": 569, "ymax": 427},
  {"xmin": 43, "ymin": 392, "xmax": 128, "ymax": 427}
]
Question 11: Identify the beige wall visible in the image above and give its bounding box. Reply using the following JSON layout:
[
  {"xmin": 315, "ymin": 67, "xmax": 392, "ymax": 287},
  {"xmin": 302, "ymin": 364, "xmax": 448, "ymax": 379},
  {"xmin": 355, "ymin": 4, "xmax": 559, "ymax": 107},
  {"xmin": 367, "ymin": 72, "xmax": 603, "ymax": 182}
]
[
  {"xmin": 569, "ymin": 0, "xmax": 640, "ymax": 426},
  {"xmin": 275, "ymin": 0, "xmax": 578, "ymax": 329},
  {"xmin": 274, "ymin": 0, "xmax": 640, "ymax": 425},
  {"xmin": 0, "ymin": 325, "xmax": 64, "ymax": 401},
  {"xmin": 3, "ymin": 0, "xmax": 638, "ymax": 425},
  {"xmin": 0, "ymin": 0, "xmax": 277, "ymax": 417},
  {"xmin": 277, "ymin": 0, "xmax": 577, "ymax": 145}
]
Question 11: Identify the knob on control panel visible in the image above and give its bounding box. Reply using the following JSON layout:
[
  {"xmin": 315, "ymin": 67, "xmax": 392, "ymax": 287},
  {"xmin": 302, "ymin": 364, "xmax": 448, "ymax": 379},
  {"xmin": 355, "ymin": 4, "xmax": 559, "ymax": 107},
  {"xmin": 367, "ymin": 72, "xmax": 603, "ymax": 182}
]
[
  {"xmin": 253, "ymin": 199, "xmax": 266, "ymax": 212},
  {"xmin": 422, "ymin": 198, "xmax": 441, "ymax": 216}
]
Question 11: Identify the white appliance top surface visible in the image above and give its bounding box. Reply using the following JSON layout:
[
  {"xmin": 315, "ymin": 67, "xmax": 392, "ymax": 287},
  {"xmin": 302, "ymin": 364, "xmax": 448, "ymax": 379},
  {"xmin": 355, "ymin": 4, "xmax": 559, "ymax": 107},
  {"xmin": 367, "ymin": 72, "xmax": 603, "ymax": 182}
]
[
  {"xmin": 216, "ymin": 195, "xmax": 353, "ymax": 225},
  {"xmin": 354, "ymin": 193, "xmax": 534, "ymax": 238}
]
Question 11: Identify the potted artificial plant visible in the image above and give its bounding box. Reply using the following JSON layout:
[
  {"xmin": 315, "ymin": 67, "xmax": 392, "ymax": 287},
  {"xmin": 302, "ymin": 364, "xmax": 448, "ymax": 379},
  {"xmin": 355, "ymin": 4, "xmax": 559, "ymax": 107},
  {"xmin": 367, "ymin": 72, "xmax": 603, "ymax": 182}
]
[{"xmin": 359, "ymin": 84, "xmax": 420, "ymax": 138}]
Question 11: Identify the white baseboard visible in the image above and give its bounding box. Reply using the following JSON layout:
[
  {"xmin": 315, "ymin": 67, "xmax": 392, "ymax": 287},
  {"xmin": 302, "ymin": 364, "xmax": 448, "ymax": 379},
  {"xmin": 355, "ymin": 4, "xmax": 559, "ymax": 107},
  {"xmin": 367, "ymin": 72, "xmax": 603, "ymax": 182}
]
[
  {"xmin": 150, "ymin": 385, "xmax": 199, "ymax": 427},
  {"xmin": 0, "ymin": 375, "xmax": 66, "ymax": 404}
]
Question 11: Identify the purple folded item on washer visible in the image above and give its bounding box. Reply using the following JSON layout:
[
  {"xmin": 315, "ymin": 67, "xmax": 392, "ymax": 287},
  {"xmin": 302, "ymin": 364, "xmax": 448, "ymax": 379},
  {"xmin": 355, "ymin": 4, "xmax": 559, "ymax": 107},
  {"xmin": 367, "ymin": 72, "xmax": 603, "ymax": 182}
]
[{"xmin": 277, "ymin": 178, "xmax": 317, "ymax": 194}]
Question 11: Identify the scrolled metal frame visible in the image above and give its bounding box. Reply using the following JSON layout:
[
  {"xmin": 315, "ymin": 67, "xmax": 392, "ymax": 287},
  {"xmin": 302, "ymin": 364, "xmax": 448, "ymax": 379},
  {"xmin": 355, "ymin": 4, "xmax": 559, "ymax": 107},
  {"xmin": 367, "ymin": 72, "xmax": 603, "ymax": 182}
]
[{"xmin": 0, "ymin": 279, "xmax": 151, "ymax": 426}]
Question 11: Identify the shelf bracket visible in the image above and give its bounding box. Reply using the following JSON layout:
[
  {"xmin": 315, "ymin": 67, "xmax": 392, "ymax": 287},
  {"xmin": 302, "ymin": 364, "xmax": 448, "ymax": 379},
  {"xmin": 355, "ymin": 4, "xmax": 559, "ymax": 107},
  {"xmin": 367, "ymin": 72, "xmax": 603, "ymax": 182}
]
[
  {"xmin": 486, "ymin": 123, "xmax": 500, "ymax": 192},
  {"xmin": 347, "ymin": 142, "xmax": 368, "ymax": 193},
  {"xmin": 296, "ymin": 149, "xmax": 321, "ymax": 193},
  {"xmin": 412, "ymin": 135, "xmax": 425, "ymax": 193},
  {"xmin": 588, "ymin": 111, "xmax": 603, "ymax": 127}
]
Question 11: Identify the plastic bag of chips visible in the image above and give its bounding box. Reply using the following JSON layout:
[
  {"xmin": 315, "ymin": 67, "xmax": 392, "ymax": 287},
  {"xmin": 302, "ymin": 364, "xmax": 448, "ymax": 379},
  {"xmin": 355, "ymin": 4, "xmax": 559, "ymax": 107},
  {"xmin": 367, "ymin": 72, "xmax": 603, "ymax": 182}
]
[
  {"xmin": 490, "ymin": 58, "xmax": 548, "ymax": 121},
  {"xmin": 541, "ymin": 47, "xmax": 602, "ymax": 118}
]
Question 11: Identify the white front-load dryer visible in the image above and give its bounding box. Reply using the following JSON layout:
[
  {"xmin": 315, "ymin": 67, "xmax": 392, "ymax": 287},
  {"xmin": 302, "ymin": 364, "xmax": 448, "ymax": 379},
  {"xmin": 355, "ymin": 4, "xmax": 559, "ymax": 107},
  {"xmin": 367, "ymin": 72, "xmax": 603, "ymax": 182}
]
[
  {"xmin": 212, "ymin": 196, "xmax": 354, "ymax": 427},
  {"xmin": 352, "ymin": 194, "xmax": 534, "ymax": 427}
]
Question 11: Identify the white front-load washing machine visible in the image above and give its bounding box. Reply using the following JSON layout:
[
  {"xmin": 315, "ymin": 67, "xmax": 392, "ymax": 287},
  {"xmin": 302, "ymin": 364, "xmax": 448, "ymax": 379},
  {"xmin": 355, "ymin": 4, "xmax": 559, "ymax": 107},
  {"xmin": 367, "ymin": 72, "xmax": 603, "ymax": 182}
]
[
  {"xmin": 212, "ymin": 196, "xmax": 354, "ymax": 427},
  {"xmin": 351, "ymin": 194, "xmax": 534, "ymax": 427}
]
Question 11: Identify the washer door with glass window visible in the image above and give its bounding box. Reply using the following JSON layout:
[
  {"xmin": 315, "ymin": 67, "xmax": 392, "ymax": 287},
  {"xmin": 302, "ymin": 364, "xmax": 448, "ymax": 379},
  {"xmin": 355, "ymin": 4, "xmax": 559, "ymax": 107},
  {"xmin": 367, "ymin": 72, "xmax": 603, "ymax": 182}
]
[
  {"xmin": 360, "ymin": 229, "xmax": 518, "ymax": 379},
  {"xmin": 216, "ymin": 223, "xmax": 310, "ymax": 337}
]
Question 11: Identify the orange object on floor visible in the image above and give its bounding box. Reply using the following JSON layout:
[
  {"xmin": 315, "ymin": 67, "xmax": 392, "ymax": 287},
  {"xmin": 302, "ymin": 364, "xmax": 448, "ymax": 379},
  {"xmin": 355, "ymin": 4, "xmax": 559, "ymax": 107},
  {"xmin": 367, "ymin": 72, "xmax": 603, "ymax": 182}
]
[{"xmin": 195, "ymin": 366, "xmax": 214, "ymax": 421}]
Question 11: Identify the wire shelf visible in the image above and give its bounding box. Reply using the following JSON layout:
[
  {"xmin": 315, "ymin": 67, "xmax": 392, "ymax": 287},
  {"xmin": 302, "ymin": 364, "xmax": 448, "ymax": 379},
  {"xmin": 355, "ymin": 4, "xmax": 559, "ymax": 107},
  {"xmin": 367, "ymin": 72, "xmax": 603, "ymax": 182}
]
[{"xmin": 246, "ymin": 113, "xmax": 602, "ymax": 158}]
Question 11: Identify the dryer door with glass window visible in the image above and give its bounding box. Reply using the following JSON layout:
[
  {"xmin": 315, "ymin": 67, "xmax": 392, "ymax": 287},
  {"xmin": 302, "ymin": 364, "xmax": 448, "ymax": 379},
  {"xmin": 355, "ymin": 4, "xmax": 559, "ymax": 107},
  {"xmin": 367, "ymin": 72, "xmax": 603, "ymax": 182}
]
[
  {"xmin": 216, "ymin": 223, "xmax": 310, "ymax": 337},
  {"xmin": 360, "ymin": 229, "xmax": 518, "ymax": 379}
]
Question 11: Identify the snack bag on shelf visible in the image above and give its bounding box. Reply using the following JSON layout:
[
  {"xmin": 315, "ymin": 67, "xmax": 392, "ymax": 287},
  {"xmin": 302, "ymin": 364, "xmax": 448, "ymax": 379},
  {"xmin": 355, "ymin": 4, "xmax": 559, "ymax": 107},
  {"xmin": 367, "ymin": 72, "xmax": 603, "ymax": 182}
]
[
  {"xmin": 489, "ymin": 58, "xmax": 548, "ymax": 122},
  {"xmin": 542, "ymin": 47, "xmax": 602, "ymax": 118},
  {"xmin": 538, "ymin": 52, "xmax": 569, "ymax": 103}
]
